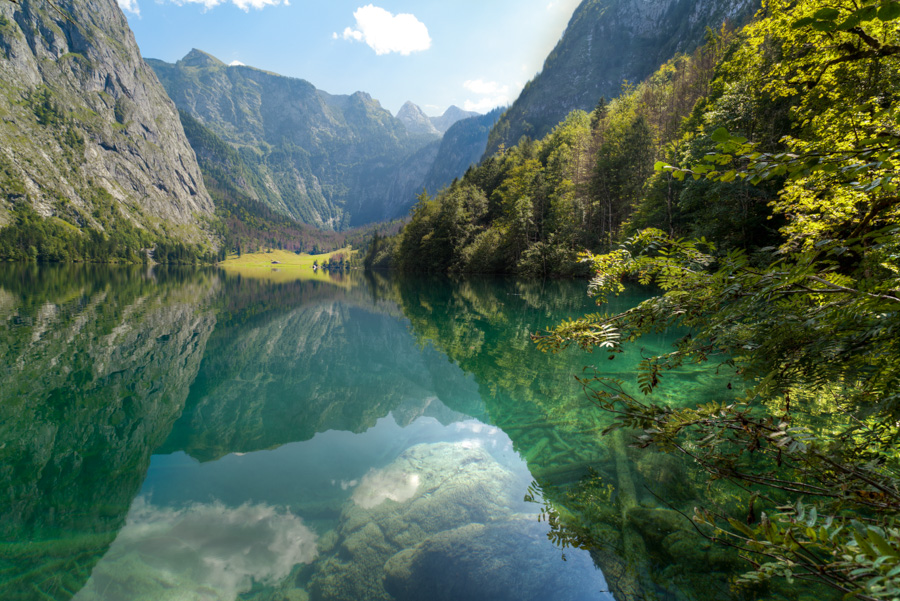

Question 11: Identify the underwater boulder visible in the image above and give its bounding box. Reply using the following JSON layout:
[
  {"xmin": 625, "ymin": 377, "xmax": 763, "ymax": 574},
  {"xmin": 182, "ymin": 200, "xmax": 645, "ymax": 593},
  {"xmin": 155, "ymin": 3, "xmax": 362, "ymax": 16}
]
[
  {"xmin": 308, "ymin": 441, "xmax": 519, "ymax": 601},
  {"xmin": 382, "ymin": 515, "xmax": 611, "ymax": 601},
  {"xmin": 635, "ymin": 452, "xmax": 693, "ymax": 502},
  {"xmin": 625, "ymin": 506, "xmax": 691, "ymax": 546},
  {"xmin": 661, "ymin": 530, "xmax": 742, "ymax": 570}
]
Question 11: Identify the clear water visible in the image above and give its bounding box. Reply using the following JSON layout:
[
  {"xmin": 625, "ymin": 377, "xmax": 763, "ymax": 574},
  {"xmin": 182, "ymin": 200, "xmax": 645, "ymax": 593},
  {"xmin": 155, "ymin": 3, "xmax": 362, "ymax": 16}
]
[{"xmin": 0, "ymin": 264, "xmax": 811, "ymax": 601}]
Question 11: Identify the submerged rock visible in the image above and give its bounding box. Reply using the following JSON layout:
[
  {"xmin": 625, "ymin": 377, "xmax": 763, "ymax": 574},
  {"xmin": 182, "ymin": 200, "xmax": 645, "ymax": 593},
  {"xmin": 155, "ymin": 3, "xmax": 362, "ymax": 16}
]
[
  {"xmin": 625, "ymin": 507, "xmax": 690, "ymax": 546},
  {"xmin": 383, "ymin": 515, "xmax": 610, "ymax": 601},
  {"xmin": 339, "ymin": 442, "xmax": 518, "ymax": 549},
  {"xmin": 308, "ymin": 441, "xmax": 519, "ymax": 601},
  {"xmin": 635, "ymin": 452, "xmax": 693, "ymax": 502}
]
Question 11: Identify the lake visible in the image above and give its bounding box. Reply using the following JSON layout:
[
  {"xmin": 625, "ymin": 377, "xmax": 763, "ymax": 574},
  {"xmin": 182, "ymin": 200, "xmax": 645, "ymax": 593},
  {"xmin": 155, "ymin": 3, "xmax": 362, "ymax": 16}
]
[{"xmin": 0, "ymin": 265, "xmax": 819, "ymax": 601}]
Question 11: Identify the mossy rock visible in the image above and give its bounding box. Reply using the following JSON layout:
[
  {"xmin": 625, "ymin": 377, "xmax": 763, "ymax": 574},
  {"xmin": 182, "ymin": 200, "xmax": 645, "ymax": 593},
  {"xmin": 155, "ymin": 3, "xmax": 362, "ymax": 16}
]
[
  {"xmin": 662, "ymin": 530, "xmax": 741, "ymax": 571},
  {"xmin": 626, "ymin": 506, "xmax": 691, "ymax": 545},
  {"xmin": 635, "ymin": 452, "xmax": 693, "ymax": 502}
]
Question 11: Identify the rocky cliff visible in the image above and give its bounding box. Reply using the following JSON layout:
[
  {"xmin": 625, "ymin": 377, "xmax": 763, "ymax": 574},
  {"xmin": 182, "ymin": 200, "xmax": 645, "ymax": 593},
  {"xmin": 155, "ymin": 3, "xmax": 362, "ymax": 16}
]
[
  {"xmin": 397, "ymin": 101, "xmax": 440, "ymax": 136},
  {"xmin": 485, "ymin": 0, "xmax": 757, "ymax": 155},
  {"xmin": 149, "ymin": 51, "xmax": 442, "ymax": 229},
  {"xmin": 0, "ymin": 0, "xmax": 215, "ymax": 244}
]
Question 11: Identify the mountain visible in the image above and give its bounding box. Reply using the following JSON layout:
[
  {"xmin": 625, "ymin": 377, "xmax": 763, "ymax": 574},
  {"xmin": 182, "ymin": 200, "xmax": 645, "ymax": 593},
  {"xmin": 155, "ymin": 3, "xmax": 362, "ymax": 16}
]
[
  {"xmin": 149, "ymin": 50, "xmax": 442, "ymax": 230},
  {"xmin": 397, "ymin": 101, "xmax": 440, "ymax": 136},
  {"xmin": 0, "ymin": 0, "xmax": 215, "ymax": 252},
  {"xmin": 430, "ymin": 105, "xmax": 480, "ymax": 134},
  {"xmin": 485, "ymin": 0, "xmax": 757, "ymax": 155},
  {"xmin": 423, "ymin": 107, "xmax": 504, "ymax": 194},
  {"xmin": 177, "ymin": 109, "xmax": 351, "ymax": 253}
]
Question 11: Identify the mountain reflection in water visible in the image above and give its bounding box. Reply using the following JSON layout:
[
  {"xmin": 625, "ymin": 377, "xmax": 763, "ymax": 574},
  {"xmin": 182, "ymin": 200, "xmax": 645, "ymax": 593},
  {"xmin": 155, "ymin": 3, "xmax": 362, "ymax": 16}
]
[{"xmin": 1, "ymin": 265, "xmax": 810, "ymax": 601}]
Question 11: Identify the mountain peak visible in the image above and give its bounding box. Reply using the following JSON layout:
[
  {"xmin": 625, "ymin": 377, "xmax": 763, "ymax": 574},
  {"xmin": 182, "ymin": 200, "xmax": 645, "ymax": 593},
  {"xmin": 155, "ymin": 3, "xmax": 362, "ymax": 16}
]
[
  {"xmin": 397, "ymin": 101, "xmax": 440, "ymax": 136},
  {"xmin": 431, "ymin": 106, "xmax": 480, "ymax": 134},
  {"xmin": 179, "ymin": 49, "xmax": 224, "ymax": 69}
]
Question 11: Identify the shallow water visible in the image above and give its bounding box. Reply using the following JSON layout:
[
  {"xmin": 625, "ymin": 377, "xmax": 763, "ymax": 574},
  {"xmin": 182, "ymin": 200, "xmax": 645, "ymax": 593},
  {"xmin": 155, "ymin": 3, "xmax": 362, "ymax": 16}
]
[{"xmin": 0, "ymin": 264, "xmax": 801, "ymax": 601}]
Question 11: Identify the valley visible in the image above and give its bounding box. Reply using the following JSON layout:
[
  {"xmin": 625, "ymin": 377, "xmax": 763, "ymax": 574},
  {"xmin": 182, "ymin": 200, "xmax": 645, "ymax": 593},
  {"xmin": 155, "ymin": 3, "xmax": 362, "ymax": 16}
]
[{"xmin": 1, "ymin": 1, "xmax": 899, "ymax": 600}]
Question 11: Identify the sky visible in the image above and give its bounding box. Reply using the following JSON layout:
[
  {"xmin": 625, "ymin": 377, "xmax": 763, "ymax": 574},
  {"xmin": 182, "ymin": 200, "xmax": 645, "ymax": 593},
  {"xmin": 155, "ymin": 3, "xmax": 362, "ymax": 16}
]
[{"xmin": 120, "ymin": 0, "xmax": 584, "ymax": 116}]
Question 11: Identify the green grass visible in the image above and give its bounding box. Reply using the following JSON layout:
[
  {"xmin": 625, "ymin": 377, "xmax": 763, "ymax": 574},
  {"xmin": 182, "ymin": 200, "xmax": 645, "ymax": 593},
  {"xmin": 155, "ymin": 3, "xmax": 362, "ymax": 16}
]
[{"xmin": 218, "ymin": 247, "xmax": 357, "ymax": 284}]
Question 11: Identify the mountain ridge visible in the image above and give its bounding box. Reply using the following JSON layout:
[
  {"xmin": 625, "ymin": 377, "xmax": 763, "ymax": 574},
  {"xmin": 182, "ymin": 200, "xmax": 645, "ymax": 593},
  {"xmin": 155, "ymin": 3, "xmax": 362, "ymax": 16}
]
[
  {"xmin": 485, "ymin": 0, "xmax": 758, "ymax": 155},
  {"xmin": 149, "ymin": 50, "xmax": 443, "ymax": 230},
  {"xmin": 430, "ymin": 105, "xmax": 480, "ymax": 134},
  {"xmin": 397, "ymin": 101, "xmax": 440, "ymax": 136}
]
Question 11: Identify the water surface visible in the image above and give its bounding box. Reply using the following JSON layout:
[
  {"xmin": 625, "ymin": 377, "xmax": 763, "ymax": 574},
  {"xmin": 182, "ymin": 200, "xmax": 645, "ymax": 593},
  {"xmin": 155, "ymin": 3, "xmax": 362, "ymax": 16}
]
[{"xmin": 0, "ymin": 265, "xmax": 814, "ymax": 601}]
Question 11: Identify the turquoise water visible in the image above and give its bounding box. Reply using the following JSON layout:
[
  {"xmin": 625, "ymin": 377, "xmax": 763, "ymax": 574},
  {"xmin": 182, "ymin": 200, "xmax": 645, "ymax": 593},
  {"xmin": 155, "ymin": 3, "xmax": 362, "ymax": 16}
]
[{"xmin": 0, "ymin": 264, "xmax": 785, "ymax": 601}]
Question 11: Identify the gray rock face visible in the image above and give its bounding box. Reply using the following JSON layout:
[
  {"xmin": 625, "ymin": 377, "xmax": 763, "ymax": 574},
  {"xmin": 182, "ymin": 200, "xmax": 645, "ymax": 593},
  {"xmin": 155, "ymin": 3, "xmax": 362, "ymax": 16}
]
[
  {"xmin": 383, "ymin": 516, "xmax": 610, "ymax": 601},
  {"xmin": 149, "ymin": 51, "xmax": 442, "ymax": 229},
  {"xmin": 397, "ymin": 101, "xmax": 440, "ymax": 136},
  {"xmin": 0, "ymin": 0, "xmax": 215, "ymax": 241},
  {"xmin": 486, "ymin": 0, "xmax": 758, "ymax": 155}
]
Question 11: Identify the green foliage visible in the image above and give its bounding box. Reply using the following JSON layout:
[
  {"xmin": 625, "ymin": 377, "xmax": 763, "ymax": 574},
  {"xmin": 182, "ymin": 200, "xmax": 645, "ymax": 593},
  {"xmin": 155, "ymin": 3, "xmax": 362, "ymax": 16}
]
[
  {"xmin": 0, "ymin": 200, "xmax": 218, "ymax": 264},
  {"xmin": 30, "ymin": 87, "xmax": 62, "ymax": 127},
  {"xmin": 0, "ymin": 153, "xmax": 27, "ymax": 201},
  {"xmin": 539, "ymin": 1, "xmax": 900, "ymax": 596},
  {"xmin": 392, "ymin": 112, "xmax": 596, "ymax": 276},
  {"xmin": 113, "ymin": 97, "xmax": 128, "ymax": 124}
]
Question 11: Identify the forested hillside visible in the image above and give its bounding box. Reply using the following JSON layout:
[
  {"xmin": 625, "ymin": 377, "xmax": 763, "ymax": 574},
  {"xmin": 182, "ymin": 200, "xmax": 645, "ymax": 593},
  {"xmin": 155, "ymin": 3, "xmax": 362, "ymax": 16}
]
[
  {"xmin": 422, "ymin": 108, "xmax": 504, "ymax": 194},
  {"xmin": 373, "ymin": 24, "xmax": 750, "ymax": 275},
  {"xmin": 380, "ymin": 0, "xmax": 900, "ymax": 596}
]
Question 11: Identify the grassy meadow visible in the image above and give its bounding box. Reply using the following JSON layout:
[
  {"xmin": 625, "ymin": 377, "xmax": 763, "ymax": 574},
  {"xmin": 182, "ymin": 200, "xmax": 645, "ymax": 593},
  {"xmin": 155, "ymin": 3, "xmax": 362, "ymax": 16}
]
[{"xmin": 217, "ymin": 248, "xmax": 357, "ymax": 284}]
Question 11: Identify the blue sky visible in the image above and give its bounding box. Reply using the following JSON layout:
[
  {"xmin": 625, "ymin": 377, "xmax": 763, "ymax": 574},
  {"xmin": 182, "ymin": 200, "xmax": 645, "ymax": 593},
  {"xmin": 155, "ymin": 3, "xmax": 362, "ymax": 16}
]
[{"xmin": 120, "ymin": 0, "xmax": 583, "ymax": 116}]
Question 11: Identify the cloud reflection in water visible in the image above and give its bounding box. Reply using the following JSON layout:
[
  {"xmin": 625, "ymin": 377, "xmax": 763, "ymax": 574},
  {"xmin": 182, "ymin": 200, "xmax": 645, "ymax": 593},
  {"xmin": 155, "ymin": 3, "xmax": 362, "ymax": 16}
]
[
  {"xmin": 75, "ymin": 498, "xmax": 318, "ymax": 601},
  {"xmin": 351, "ymin": 468, "xmax": 421, "ymax": 509}
]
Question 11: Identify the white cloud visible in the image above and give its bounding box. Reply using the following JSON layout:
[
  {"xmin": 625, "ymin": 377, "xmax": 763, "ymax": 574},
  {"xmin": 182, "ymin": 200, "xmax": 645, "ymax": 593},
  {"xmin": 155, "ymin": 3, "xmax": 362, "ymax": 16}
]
[
  {"xmin": 340, "ymin": 5, "xmax": 431, "ymax": 56},
  {"xmin": 229, "ymin": 60, "xmax": 245, "ymax": 66},
  {"xmin": 463, "ymin": 79, "xmax": 508, "ymax": 96},
  {"xmin": 462, "ymin": 79, "xmax": 511, "ymax": 113},
  {"xmin": 165, "ymin": 0, "xmax": 288, "ymax": 12},
  {"xmin": 342, "ymin": 26, "xmax": 364, "ymax": 42},
  {"xmin": 547, "ymin": 0, "xmax": 581, "ymax": 12},
  {"xmin": 117, "ymin": 0, "xmax": 140, "ymax": 15},
  {"xmin": 464, "ymin": 96, "xmax": 510, "ymax": 113},
  {"xmin": 73, "ymin": 499, "xmax": 318, "ymax": 601}
]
